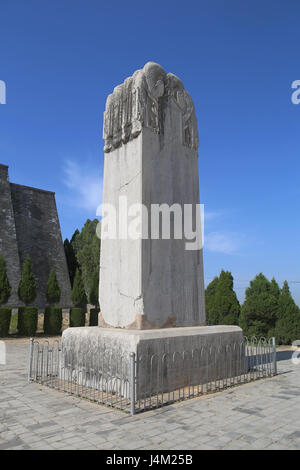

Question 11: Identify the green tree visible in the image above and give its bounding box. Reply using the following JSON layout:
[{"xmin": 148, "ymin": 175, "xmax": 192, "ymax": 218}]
[
  {"xmin": 0, "ymin": 254, "xmax": 11, "ymax": 305},
  {"xmin": 70, "ymin": 228, "xmax": 80, "ymax": 253},
  {"xmin": 269, "ymin": 277, "xmax": 281, "ymax": 300},
  {"xmin": 71, "ymin": 268, "xmax": 87, "ymax": 307},
  {"xmin": 239, "ymin": 273, "xmax": 278, "ymax": 338},
  {"xmin": 205, "ymin": 276, "xmax": 219, "ymax": 324},
  {"xmin": 89, "ymin": 268, "xmax": 99, "ymax": 308},
  {"xmin": 72, "ymin": 219, "xmax": 100, "ymax": 295},
  {"xmin": 275, "ymin": 281, "xmax": 300, "ymax": 345},
  {"xmin": 281, "ymin": 280, "xmax": 291, "ymax": 296},
  {"xmin": 18, "ymin": 256, "xmax": 36, "ymax": 305},
  {"xmin": 213, "ymin": 270, "xmax": 240, "ymax": 325},
  {"xmin": 46, "ymin": 268, "xmax": 61, "ymax": 305},
  {"xmin": 64, "ymin": 238, "xmax": 78, "ymax": 287}
]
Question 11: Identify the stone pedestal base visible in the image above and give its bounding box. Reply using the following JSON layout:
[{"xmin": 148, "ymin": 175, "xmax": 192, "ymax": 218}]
[{"xmin": 62, "ymin": 326, "xmax": 244, "ymax": 400}]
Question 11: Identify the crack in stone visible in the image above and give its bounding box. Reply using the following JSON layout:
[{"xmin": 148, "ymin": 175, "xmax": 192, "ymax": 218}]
[{"xmin": 118, "ymin": 171, "xmax": 141, "ymax": 192}]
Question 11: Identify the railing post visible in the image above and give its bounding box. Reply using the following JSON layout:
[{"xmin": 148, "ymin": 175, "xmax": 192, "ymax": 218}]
[
  {"xmin": 28, "ymin": 338, "xmax": 34, "ymax": 382},
  {"xmin": 130, "ymin": 352, "xmax": 136, "ymax": 416},
  {"xmin": 272, "ymin": 337, "xmax": 277, "ymax": 375}
]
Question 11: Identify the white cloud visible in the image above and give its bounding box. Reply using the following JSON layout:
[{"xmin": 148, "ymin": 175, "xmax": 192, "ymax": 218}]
[
  {"xmin": 205, "ymin": 231, "xmax": 243, "ymax": 254},
  {"xmin": 204, "ymin": 210, "xmax": 221, "ymax": 221},
  {"xmin": 62, "ymin": 159, "xmax": 102, "ymax": 212}
]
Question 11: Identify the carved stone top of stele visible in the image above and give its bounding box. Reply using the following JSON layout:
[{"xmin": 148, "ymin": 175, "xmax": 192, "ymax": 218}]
[{"xmin": 103, "ymin": 62, "xmax": 199, "ymax": 153}]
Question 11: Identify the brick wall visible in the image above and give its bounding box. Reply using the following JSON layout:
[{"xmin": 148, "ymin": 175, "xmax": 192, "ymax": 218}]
[
  {"xmin": 0, "ymin": 164, "xmax": 22, "ymax": 306},
  {"xmin": 0, "ymin": 164, "xmax": 72, "ymax": 309}
]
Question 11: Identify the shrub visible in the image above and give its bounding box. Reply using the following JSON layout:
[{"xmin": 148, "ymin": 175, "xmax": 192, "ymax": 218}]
[
  {"xmin": 89, "ymin": 308, "xmax": 99, "ymax": 326},
  {"xmin": 0, "ymin": 307, "xmax": 12, "ymax": 337},
  {"xmin": 70, "ymin": 307, "xmax": 85, "ymax": 327},
  {"xmin": 44, "ymin": 306, "xmax": 62, "ymax": 335},
  {"xmin": 18, "ymin": 256, "xmax": 36, "ymax": 305},
  {"xmin": 46, "ymin": 269, "xmax": 61, "ymax": 305},
  {"xmin": 17, "ymin": 306, "xmax": 38, "ymax": 336}
]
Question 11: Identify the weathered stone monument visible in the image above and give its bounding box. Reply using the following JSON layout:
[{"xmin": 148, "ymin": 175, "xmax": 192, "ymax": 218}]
[
  {"xmin": 99, "ymin": 61, "xmax": 205, "ymax": 329},
  {"xmin": 62, "ymin": 62, "xmax": 243, "ymax": 397}
]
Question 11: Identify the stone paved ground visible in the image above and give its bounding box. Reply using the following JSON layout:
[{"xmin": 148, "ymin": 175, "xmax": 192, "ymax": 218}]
[{"xmin": 0, "ymin": 338, "xmax": 300, "ymax": 450}]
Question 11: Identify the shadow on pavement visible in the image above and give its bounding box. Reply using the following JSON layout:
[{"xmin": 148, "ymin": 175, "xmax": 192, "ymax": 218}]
[{"xmin": 276, "ymin": 350, "xmax": 294, "ymax": 362}]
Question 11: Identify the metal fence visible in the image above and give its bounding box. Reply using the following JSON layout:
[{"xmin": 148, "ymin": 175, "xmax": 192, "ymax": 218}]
[{"xmin": 28, "ymin": 336, "xmax": 277, "ymax": 415}]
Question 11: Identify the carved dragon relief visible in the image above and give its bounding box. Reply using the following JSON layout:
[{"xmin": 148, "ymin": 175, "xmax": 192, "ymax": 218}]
[{"xmin": 103, "ymin": 62, "xmax": 199, "ymax": 153}]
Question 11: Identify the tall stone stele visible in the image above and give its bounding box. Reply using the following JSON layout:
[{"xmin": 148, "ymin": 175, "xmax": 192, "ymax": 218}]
[
  {"xmin": 99, "ymin": 61, "xmax": 205, "ymax": 329},
  {"xmin": 62, "ymin": 63, "xmax": 243, "ymax": 397}
]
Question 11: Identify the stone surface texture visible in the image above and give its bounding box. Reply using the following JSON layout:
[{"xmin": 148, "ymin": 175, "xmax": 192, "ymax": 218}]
[
  {"xmin": 62, "ymin": 325, "xmax": 243, "ymax": 357},
  {"xmin": 99, "ymin": 62, "xmax": 205, "ymax": 329},
  {"xmin": 62, "ymin": 325, "xmax": 244, "ymax": 398},
  {"xmin": 0, "ymin": 164, "xmax": 72, "ymax": 308}
]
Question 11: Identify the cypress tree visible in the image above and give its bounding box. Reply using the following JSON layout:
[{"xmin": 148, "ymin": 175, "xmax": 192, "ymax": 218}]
[
  {"xmin": 64, "ymin": 221, "xmax": 101, "ymax": 294},
  {"xmin": 0, "ymin": 254, "xmax": 12, "ymax": 337},
  {"xmin": 71, "ymin": 268, "xmax": 87, "ymax": 307},
  {"xmin": 205, "ymin": 276, "xmax": 219, "ymax": 325},
  {"xmin": 89, "ymin": 269, "xmax": 99, "ymax": 308},
  {"xmin": 281, "ymin": 280, "xmax": 291, "ymax": 297},
  {"xmin": 239, "ymin": 273, "xmax": 278, "ymax": 338},
  {"xmin": 0, "ymin": 254, "xmax": 11, "ymax": 305},
  {"xmin": 213, "ymin": 270, "xmax": 240, "ymax": 325},
  {"xmin": 70, "ymin": 229, "xmax": 80, "ymax": 254},
  {"xmin": 46, "ymin": 268, "xmax": 61, "ymax": 305},
  {"xmin": 64, "ymin": 238, "xmax": 78, "ymax": 287},
  {"xmin": 269, "ymin": 277, "xmax": 281, "ymax": 300},
  {"xmin": 18, "ymin": 256, "xmax": 36, "ymax": 305},
  {"xmin": 17, "ymin": 256, "xmax": 38, "ymax": 336},
  {"xmin": 275, "ymin": 281, "xmax": 300, "ymax": 345},
  {"xmin": 74, "ymin": 220, "xmax": 100, "ymax": 294}
]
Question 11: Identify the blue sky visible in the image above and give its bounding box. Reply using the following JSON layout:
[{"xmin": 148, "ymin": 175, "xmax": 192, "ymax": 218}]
[{"xmin": 0, "ymin": 0, "xmax": 299, "ymax": 303}]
